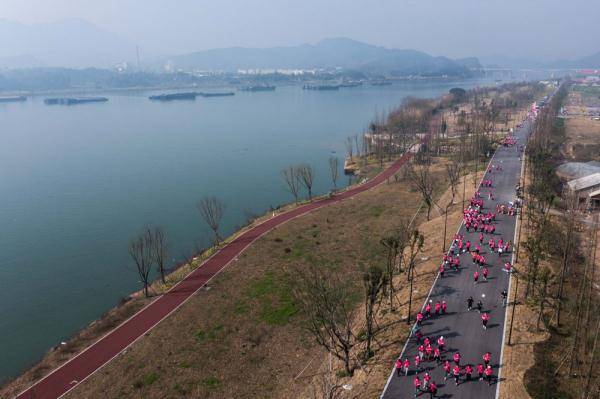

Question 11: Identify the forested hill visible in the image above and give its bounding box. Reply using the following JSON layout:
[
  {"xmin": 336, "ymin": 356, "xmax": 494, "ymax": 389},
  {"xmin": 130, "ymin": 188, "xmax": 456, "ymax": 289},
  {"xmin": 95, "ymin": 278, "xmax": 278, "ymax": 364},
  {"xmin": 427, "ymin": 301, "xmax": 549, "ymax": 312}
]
[{"xmin": 162, "ymin": 38, "xmax": 479, "ymax": 77}]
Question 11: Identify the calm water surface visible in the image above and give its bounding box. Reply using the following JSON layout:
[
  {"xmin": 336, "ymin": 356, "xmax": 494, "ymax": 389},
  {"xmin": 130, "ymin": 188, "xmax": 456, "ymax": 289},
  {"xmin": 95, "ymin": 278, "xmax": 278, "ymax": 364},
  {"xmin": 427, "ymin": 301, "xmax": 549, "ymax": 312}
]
[{"xmin": 1, "ymin": 79, "xmax": 500, "ymax": 381}]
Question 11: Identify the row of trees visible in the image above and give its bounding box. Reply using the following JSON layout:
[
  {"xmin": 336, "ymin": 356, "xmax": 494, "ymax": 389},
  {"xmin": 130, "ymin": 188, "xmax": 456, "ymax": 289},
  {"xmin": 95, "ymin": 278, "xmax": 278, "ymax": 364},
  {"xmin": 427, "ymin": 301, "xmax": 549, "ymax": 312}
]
[
  {"xmin": 520, "ymin": 82, "xmax": 600, "ymax": 396},
  {"xmin": 128, "ymin": 195, "xmax": 227, "ymax": 297},
  {"xmin": 292, "ymin": 221, "xmax": 425, "ymax": 377},
  {"xmin": 281, "ymin": 157, "xmax": 344, "ymax": 203}
]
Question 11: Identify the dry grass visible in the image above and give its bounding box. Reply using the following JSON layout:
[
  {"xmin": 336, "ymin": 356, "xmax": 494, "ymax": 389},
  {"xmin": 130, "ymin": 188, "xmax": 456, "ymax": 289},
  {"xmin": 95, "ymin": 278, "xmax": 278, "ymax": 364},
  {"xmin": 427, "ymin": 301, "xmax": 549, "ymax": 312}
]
[
  {"xmin": 45, "ymin": 159, "xmax": 453, "ymax": 399},
  {"xmin": 497, "ymin": 265, "xmax": 549, "ymax": 399},
  {"xmin": 563, "ymin": 89, "xmax": 600, "ymax": 162},
  {"xmin": 299, "ymin": 171, "xmax": 484, "ymax": 399}
]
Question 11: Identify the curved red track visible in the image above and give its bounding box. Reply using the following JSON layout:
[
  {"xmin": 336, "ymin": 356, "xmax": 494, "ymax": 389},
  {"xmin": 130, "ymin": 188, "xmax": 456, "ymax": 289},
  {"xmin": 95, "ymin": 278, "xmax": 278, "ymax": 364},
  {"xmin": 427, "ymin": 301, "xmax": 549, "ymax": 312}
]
[{"xmin": 16, "ymin": 152, "xmax": 413, "ymax": 399}]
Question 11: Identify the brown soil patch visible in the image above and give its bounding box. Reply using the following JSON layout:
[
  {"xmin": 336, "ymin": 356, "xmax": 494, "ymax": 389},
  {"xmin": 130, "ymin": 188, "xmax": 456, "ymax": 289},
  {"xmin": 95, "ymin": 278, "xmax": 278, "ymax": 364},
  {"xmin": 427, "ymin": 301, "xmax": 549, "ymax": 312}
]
[{"xmin": 563, "ymin": 117, "xmax": 600, "ymax": 161}]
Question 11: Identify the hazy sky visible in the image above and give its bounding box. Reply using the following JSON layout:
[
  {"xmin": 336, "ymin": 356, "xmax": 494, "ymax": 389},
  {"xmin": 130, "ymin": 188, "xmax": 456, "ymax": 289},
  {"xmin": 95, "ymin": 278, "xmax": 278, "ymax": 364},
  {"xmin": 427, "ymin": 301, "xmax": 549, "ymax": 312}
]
[{"xmin": 1, "ymin": 0, "xmax": 598, "ymax": 59}]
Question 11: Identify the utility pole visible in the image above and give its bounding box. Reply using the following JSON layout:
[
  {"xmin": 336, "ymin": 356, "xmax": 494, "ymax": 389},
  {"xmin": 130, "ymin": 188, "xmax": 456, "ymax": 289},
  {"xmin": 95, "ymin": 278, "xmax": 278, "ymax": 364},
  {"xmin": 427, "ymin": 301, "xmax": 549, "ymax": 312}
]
[
  {"xmin": 462, "ymin": 168, "xmax": 467, "ymax": 211},
  {"xmin": 508, "ymin": 274, "xmax": 519, "ymax": 346},
  {"xmin": 442, "ymin": 202, "xmax": 452, "ymax": 252},
  {"xmin": 136, "ymin": 46, "xmax": 141, "ymax": 70},
  {"xmin": 515, "ymin": 149, "xmax": 526, "ymax": 264}
]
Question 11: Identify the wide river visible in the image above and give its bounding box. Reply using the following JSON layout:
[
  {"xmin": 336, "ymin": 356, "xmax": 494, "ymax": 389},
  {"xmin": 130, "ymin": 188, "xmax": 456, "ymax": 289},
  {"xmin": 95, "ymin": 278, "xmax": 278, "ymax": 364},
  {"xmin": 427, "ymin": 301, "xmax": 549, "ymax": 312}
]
[{"xmin": 1, "ymin": 77, "xmax": 515, "ymax": 381}]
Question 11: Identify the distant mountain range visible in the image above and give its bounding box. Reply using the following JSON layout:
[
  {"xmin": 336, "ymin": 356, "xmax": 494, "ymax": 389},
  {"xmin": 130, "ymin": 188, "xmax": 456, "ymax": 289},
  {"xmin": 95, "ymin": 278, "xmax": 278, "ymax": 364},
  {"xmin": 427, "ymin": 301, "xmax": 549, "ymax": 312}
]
[
  {"xmin": 2, "ymin": 17, "xmax": 597, "ymax": 74},
  {"xmin": 0, "ymin": 18, "xmax": 136, "ymax": 68},
  {"xmin": 160, "ymin": 38, "xmax": 478, "ymax": 77}
]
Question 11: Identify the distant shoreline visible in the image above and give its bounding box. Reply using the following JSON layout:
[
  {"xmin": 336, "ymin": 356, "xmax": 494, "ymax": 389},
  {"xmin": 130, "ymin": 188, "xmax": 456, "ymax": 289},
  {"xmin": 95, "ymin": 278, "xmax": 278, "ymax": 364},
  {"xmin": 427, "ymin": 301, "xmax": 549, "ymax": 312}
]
[{"xmin": 0, "ymin": 75, "xmax": 482, "ymax": 98}]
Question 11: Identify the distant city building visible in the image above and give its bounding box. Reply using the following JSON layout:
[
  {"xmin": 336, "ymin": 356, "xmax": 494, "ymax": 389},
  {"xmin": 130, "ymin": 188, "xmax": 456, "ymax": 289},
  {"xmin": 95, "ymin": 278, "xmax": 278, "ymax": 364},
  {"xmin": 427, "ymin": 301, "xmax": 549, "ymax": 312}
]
[{"xmin": 237, "ymin": 68, "xmax": 319, "ymax": 75}]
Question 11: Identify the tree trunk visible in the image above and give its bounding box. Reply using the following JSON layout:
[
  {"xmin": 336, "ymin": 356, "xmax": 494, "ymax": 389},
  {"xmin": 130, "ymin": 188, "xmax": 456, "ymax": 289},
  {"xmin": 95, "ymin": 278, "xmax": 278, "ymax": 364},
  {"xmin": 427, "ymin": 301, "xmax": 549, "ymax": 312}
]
[
  {"xmin": 583, "ymin": 318, "xmax": 600, "ymax": 397},
  {"xmin": 407, "ymin": 269, "xmax": 414, "ymax": 324},
  {"xmin": 536, "ymin": 280, "xmax": 547, "ymax": 331}
]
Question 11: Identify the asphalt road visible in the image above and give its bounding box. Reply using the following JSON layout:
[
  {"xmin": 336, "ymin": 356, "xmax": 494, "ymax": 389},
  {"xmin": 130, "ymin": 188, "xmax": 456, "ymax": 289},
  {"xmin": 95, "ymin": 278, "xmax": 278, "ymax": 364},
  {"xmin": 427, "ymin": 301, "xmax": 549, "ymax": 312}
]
[{"xmin": 381, "ymin": 119, "xmax": 532, "ymax": 399}]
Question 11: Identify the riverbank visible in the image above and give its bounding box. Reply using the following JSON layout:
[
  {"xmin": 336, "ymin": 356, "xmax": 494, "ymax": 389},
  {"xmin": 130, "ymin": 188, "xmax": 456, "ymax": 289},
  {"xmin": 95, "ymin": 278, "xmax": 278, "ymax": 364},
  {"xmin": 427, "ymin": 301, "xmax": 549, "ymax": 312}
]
[
  {"xmin": 0, "ymin": 80, "xmax": 544, "ymax": 396},
  {"xmin": 0, "ymin": 75, "xmax": 492, "ymax": 99},
  {"xmin": 0, "ymin": 154, "xmax": 390, "ymax": 398}
]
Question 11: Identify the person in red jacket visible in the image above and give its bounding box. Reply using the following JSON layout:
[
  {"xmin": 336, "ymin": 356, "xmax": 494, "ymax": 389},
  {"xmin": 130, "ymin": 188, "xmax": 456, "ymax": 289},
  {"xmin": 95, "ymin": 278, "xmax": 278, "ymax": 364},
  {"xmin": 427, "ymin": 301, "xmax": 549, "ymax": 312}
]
[
  {"xmin": 442, "ymin": 300, "xmax": 447, "ymax": 314},
  {"xmin": 443, "ymin": 360, "xmax": 451, "ymax": 380},
  {"xmin": 482, "ymin": 267, "xmax": 489, "ymax": 281},
  {"xmin": 453, "ymin": 352, "xmax": 461, "ymax": 366},
  {"xmin": 453, "ymin": 365, "xmax": 461, "ymax": 386},
  {"xmin": 415, "ymin": 355, "xmax": 422, "ymax": 373},
  {"xmin": 425, "ymin": 302, "xmax": 432, "ymax": 318},
  {"xmin": 395, "ymin": 358, "xmax": 403, "ymax": 377},
  {"xmin": 433, "ymin": 347, "xmax": 441, "ymax": 364},
  {"xmin": 416, "ymin": 312, "xmax": 424, "ymax": 325},
  {"xmin": 437, "ymin": 335, "xmax": 445, "ymax": 351},
  {"xmin": 485, "ymin": 365, "xmax": 493, "ymax": 385},
  {"xmin": 413, "ymin": 376, "xmax": 422, "ymax": 397},
  {"xmin": 434, "ymin": 301, "xmax": 441, "ymax": 315},
  {"xmin": 483, "ymin": 351, "xmax": 491, "ymax": 366},
  {"xmin": 473, "ymin": 270, "xmax": 479, "ymax": 284},
  {"xmin": 423, "ymin": 372, "xmax": 431, "ymax": 390},
  {"xmin": 428, "ymin": 381, "xmax": 438, "ymax": 398},
  {"xmin": 477, "ymin": 363, "xmax": 485, "ymax": 381},
  {"xmin": 482, "ymin": 312, "xmax": 490, "ymax": 330},
  {"xmin": 464, "ymin": 364, "xmax": 473, "ymax": 381},
  {"xmin": 403, "ymin": 358, "xmax": 411, "ymax": 376}
]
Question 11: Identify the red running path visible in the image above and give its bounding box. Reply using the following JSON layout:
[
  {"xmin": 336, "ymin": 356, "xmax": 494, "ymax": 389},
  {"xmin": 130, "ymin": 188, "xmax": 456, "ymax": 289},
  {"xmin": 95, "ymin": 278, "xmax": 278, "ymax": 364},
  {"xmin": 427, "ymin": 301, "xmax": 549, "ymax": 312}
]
[{"xmin": 16, "ymin": 151, "xmax": 414, "ymax": 399}]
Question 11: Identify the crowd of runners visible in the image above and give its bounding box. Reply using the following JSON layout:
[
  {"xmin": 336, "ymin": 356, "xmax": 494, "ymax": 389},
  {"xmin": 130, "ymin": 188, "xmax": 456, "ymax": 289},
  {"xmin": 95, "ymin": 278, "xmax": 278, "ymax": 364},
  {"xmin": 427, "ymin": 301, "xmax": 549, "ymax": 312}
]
[{"xmin": 390, "ymin": 129, "xmax": 524, "ymax": 398}]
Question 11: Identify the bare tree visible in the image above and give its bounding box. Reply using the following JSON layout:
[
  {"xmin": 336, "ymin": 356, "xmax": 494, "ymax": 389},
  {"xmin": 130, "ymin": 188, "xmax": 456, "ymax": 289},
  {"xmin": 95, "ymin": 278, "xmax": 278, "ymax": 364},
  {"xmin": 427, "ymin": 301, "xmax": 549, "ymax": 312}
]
[
  {"xmin": 292, "ymin": 263, "xmax": 357, "ymax": 376},
  {"xmin": 328, "ymin": 156, "xmax": 339, "ymax": 189},
  {"xmin": 197, "ymin": 196, "xmax": 226, "ymax": 245},
  {"xmin": 556, "ymin": 190, "xmax": 579, "ymax": 326},
  {"xmin": 282, "ymin": 165, "xmax": 301, "ymax": 203},
  {"xmin": 152, "ymin": 226, "xmax": 168, "ymax": 284},
  {"xmin": 297, "ymin": 164, "xmax": 315, "ymax": 200},
  {"xmin": 311, "ymin": 372, "xmax": 344, "ymax": 399},
  {"xmin": 353, "ymin": 134, "xmax": 360, "ymax": 159},
  {"xmin": 446, "ymin": 159, "xmax": 461, "ymax": 202},
  {"xmin": 362, "ymin": 265, "xmax": 386, "ymax": 359},
  {"xmin": 407, "ymin": 162, "xmax": 435, "ymax": 220},
  {"xmin": 405, "ymin": 229, "xmax": 425, "ymax": 324},
  {"xmin": 535, "ymin": 267, "xmax": 552, "ymax": 330},
  {"xmin": 129, "ymin": 228, "xmax": 154, "ymax": 297},
  {"xmin": 380, "ymin": 222, "xmax": 410, "ymax": 310},
  {"xmin": 345, "ymin": 137, "xmax": 354, "ymax": 162}
]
